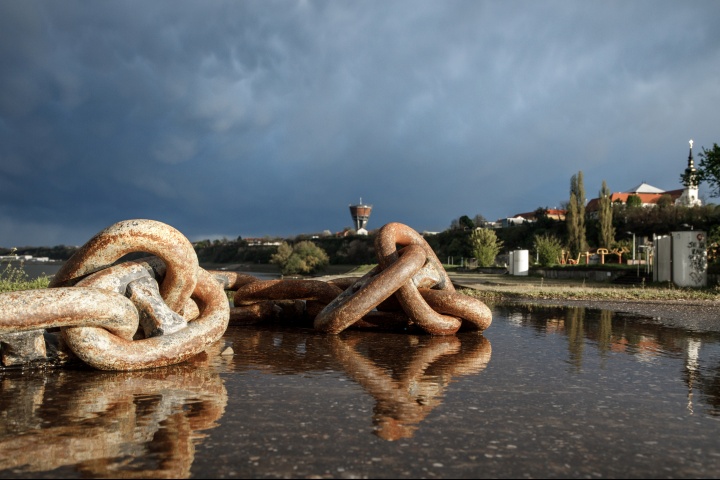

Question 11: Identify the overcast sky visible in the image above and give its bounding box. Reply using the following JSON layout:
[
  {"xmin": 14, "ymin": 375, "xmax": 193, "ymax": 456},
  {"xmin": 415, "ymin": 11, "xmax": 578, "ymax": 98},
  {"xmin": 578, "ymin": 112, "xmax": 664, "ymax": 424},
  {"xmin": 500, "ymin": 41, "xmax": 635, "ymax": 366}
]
[{"xmin": 1, "ymin": 0, "xmax": 719, "ymax": 247}]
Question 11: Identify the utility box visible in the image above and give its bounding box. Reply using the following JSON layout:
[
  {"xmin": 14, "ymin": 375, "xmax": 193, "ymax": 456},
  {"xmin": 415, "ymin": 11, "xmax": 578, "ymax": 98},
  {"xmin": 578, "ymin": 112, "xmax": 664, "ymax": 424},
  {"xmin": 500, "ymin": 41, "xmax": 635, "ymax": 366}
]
[
  {"xmin": 653, "ymin": 231, "xmax": 707, "ymax": 287},
  {"xmin": 654, "ymin": 235, "xmax": 672, "ymax": 283},
  {"xmin": 508, "ymin": 250, "xmax": 529, "ymax": 276}
]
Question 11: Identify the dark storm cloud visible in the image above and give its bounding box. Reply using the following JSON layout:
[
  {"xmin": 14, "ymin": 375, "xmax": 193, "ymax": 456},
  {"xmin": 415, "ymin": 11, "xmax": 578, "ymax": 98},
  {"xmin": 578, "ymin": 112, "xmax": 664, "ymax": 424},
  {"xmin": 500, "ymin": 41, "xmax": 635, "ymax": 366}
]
[{"xmin": 1, "ymin": 0, "xmax": 719, "ymax": 246}]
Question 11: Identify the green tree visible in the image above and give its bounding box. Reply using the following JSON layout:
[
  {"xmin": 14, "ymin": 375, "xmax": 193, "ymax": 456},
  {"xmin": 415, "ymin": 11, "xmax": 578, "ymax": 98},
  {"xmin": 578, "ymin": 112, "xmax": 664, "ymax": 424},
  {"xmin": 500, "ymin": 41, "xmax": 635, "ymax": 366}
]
[
  {"xmin": 473, "ymin": 213, "xmax": 488, "ymax": 227},
  {"xmin": 626, "ymin": 194, "xmax": 642, "ymax": 208},
  {"xmin": 533, "ymin": 234, "xmax": 563, "ymax": 267},
  {"xmin": 459, "ymin": 215, "xmax": 475, "ymax": 230},
  {"xmin": 270, "ymin": 241, "xmax": 329, "ymax": 275},
  {"xmin": 566, "ymin": 171, "xmax": 588, "ymax": 257},
  {"xmin": 470, "ymin": 228, "xmax": 504, "ymax": 267},
  {"xmin": 682, "ymin": 143, "xmax": 720, "ymax": 197},
  {"xmin": 598, "ymin": 180, "xmax": 615, "ymax": 248},
  {"xmin": 657, "ymin": 194, "xmax": 674, "ymax": 209}
]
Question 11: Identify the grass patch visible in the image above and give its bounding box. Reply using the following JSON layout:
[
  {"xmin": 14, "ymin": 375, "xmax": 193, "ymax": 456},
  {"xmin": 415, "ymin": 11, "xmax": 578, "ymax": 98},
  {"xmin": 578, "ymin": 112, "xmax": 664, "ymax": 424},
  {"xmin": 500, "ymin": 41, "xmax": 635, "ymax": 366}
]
[
  {"xmin": 0, "ymin": 252, "xmax": 51, "ymax": 293},
  {"xmin": 459, "ymin": 282, "xmax": 720, "ymax": 303}
]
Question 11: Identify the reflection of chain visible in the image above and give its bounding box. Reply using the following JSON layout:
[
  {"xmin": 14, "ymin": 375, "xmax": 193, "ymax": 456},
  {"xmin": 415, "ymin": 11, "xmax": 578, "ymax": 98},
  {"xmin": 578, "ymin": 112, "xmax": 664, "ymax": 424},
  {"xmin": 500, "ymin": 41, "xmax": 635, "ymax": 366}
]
[
  {"xmin": 330, "ymin": 333, "xmax": 493, "ymax": 440},
  {"xmin": 0, "ymin": 352, "xmax": 228, "ymax": 475},
  {"xmin": 228, "ymin": 328, "xmax": 492, "ymax": 441},
  {"xmin": 0, "ymin": 219, "xmax": 491, "ymax": 370}
]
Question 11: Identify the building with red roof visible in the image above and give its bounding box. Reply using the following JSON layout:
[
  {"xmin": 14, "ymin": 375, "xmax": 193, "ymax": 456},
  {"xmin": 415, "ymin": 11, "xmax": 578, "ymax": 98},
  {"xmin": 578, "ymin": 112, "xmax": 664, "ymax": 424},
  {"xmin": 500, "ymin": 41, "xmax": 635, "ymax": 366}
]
[{"xmin": 586, "ymin": 141, "xmax": 701, "ymax": 216}]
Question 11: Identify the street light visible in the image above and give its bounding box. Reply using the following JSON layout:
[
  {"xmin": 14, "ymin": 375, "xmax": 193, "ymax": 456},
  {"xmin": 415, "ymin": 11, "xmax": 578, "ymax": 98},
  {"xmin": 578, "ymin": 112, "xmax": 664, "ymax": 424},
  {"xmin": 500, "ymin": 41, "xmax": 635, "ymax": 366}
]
[
  {"xmin": 625, "ymin": 231, "xmax": 636, "ymax": 263},
  {"xmin": 638, "ymin": 245, "xmax": 650, "ymax": 277},
  {"xmin": 625, "ymin": 231, "xmax": 637, "ymax": 276}
]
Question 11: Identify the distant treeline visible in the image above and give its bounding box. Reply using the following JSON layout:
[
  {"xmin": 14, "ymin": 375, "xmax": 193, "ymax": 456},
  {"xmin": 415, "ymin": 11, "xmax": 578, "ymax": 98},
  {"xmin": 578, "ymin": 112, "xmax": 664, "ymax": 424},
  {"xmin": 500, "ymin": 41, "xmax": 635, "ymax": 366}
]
[
  {"xmin": 193, "ymin": 236, "xmax": 377, "ymax": 265},
  {"xmin": 4, "ymin": 202, "xmax": 719, "ymax": 266},
  {"xmin": 0, "ymin": 237, "xmax": 377, "ymax": 265},
  {"xmin": 1, "ymin": 245, "xmax": 80, "ymax": 261}
]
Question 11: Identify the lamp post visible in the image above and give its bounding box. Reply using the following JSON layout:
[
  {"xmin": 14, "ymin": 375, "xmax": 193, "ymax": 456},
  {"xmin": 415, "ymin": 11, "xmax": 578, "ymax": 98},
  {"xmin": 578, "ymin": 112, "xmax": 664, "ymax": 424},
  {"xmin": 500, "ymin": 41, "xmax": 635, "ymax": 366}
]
[
  {"xmin": 626, "ymin": 231, "xmax": 635, "ymax": 262},
  {"xmin": 626, "ymin": 231, "xmax": 636, "ymax": 274},
  {"xmin": 638, "ymin": 245, "xmax": 649, "ymax": 277}
]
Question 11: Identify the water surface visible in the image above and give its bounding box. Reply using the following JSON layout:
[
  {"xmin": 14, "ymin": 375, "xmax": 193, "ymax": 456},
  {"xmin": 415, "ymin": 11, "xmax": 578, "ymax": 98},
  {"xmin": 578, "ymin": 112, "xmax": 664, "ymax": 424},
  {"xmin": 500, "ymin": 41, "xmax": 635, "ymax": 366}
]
[{"xmin": 1, "ymin": 304, "xmax": 719, "ymax": 478}]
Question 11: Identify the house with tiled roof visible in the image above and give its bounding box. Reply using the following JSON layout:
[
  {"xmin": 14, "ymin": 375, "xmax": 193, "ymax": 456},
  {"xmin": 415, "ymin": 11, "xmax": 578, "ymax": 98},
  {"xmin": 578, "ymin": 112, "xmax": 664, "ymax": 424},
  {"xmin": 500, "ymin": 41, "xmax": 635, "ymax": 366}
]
[
  {"xmin": 585, "ymin": 183, "xmax": 684, "ymax": 214},
  {"xmin": 497, "ymin": 208, "xmax": 567, "ymax": 227},
  {"xmin": 586, "ymin": 141, "xmax": 702, "ymax": 216}
]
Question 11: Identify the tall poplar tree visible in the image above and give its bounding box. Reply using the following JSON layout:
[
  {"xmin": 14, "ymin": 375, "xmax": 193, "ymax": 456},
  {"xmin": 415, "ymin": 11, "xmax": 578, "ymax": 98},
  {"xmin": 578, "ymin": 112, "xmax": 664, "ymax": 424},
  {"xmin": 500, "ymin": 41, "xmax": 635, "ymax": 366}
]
[
  {"xmin": 598, "ymin": 180, "xmax": 615, "ymax": 248},
  {"xmin": 566, "ymin": 171, "xmax": 588, "ymax": 257}
]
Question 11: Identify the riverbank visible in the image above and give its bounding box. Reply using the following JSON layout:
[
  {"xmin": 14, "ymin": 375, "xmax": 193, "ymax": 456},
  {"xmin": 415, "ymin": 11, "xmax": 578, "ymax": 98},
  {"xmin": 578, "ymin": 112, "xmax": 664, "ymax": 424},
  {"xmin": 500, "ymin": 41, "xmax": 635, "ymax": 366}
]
[
  {"xmin": 313, "ymin": 267, "xmax": 720, "ymax": 333},
  {"xmin": 17, "ymin": 260, "xmax": 720, "ymax": 333},
  {"xmin": 448, "ymin": 272, "xmax": 720, "ymax": 333}
]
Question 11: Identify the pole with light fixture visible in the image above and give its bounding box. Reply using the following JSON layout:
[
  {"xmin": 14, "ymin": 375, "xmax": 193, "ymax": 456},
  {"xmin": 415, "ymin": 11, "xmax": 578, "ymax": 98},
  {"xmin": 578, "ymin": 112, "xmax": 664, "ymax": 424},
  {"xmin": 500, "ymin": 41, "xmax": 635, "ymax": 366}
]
[{"xmin": 626, "ymin": 231, "xmax": 636, "ymax": 274}]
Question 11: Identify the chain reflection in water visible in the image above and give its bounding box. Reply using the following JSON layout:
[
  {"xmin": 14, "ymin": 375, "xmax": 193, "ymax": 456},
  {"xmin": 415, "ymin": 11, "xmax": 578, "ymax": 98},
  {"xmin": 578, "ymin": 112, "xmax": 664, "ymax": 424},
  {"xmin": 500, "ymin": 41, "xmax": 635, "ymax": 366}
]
[
  {"xmin": 0, "ymin": 341, "xmax": 229, "ymax": 476},
  {"xmin": 330, "ymin": 333, "xmax": 491, "ymax": 440},
  {"xmin": 228, "ymin": 327, "xmax": 491, "ymax": 441}
]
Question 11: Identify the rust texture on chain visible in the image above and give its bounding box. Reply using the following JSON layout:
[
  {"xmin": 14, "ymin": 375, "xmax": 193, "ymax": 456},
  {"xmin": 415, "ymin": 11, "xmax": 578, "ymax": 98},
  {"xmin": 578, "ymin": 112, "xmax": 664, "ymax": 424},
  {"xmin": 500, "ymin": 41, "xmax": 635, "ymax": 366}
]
[
  {"xmin": 215, "ymin": 221, "xmax": 491, "ymax": 335},
  {"xmin": 0, "ymin": 219, "xmax": 490, "ymax": 370}
]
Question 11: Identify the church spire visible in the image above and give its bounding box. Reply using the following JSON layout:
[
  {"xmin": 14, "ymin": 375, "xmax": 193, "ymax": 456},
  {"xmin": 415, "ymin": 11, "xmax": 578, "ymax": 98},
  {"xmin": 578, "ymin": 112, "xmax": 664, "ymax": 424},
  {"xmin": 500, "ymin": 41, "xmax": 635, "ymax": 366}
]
[
  {"xmin": 676, "ymin": 139, "xmax": 701, "ymax": 207},
  {"xmin": 683, "ymin": 139, "xmax": 698, "ymax": 188}
]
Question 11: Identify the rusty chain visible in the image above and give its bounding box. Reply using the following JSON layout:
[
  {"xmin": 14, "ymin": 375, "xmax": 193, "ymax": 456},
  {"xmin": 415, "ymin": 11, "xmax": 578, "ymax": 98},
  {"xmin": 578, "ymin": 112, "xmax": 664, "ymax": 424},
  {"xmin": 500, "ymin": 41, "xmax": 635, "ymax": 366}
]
[{"xmin": 0, "ymin": 219, "xmax": 491, "ymax": 371}]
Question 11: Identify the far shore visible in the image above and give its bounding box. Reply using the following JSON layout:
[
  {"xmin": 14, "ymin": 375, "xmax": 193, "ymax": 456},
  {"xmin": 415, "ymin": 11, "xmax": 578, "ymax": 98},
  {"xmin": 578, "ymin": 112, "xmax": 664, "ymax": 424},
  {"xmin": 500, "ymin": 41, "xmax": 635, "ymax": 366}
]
[
  {"xmin": 14, "ymin": 260, "xmax": 720, "ymax": 332},
  {"xmin": 200, "ymin": 263, "xmax": 364, "ymax": 277}
]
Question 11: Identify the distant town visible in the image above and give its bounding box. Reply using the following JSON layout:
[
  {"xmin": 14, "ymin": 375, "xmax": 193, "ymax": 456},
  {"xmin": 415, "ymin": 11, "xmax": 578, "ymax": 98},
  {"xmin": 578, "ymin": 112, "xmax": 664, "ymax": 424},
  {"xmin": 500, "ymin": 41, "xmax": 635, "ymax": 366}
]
[{"xmin": 1, "ymin": 140, "xmax": 709, "ymax": 264}]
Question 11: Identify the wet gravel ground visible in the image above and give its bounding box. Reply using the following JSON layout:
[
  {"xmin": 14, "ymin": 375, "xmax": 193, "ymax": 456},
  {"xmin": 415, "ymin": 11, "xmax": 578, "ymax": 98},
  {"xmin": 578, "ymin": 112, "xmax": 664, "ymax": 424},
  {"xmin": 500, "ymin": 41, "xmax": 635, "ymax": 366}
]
[
  {"xmin": 503, "ymin": 297, "xmax": 720, "ymax": 333},
  {"xmin": 4, "ymin": 270, "xmax": 720, "ymax": 478},
  {"xmin": 319, "ymin": 271, "xmax": 720, "ymax": 333}
]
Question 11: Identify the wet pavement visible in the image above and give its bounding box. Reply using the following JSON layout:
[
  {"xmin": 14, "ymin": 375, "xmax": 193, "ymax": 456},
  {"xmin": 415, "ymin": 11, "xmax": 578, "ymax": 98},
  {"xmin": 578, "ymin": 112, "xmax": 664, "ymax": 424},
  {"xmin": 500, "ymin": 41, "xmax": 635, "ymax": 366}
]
[{"xmin": 2, "ymin": 303, "xmax": 720, "ymax": 478}]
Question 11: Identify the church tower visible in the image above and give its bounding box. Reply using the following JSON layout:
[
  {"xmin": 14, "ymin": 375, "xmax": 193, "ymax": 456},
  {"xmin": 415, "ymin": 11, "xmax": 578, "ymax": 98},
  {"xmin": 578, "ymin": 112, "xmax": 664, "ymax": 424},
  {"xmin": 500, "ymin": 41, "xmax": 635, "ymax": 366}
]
[{"xmin": 676, "ymin": 139, "xmax": 702, "ymax": 207}]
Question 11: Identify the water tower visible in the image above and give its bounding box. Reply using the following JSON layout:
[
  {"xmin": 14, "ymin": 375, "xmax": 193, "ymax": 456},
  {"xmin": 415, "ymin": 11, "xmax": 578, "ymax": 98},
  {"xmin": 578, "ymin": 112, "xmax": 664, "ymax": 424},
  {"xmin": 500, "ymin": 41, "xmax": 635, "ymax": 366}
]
[{"xmin": 349, "ymin": 198, "xmax": 372, "ymax": 234}]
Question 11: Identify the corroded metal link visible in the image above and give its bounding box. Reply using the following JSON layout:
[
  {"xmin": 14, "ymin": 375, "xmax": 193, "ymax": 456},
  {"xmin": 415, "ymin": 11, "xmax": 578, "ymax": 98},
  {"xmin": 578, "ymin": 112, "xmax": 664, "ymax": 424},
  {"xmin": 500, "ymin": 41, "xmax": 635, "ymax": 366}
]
[
  {"xmin": 230, "ymin": 279, "xmax": 343, "ymax": 327},
  {"xmin": 374, "ymin": 222, "xmax": 461, "ymax": 335},
  {"xmin": 0, "ymin": 219, "xmax": 490, "ymax": 370},
  {"xmin": 418, "ymin": 288, "xmax": 492, "ymax": 331},
  {"xmin": 50, "ymin": 219, "xmax": 198, "ymax": 313},
  {"xmin": 230, "ymin": 301, "xmax": 283, "ymax": 324},
  {"xmin": 327, "ymin": 277, "xmax": 361, "ymax": 290},
  {"xmin": 314, "ymin": 245, "xmax": 427, "ymax": 334},
  {"xmin": 67, "ymin": 256, "xmax": 167, "ymax": 294},
  {"xmin": 182, "ymin": 298, "xmax": 201, "ymax": 321},
  {"xmin": 73, "ymin": 258, "xmax": 188, "ymax": 337},
  {"xmin": 208, "ymin": 271, "xmax": 259, "ymax": 290},
  {"xmin": 348, "ymin": 311, "xmax": 415, "ymax": 331},
  {"xmin": 0, "ymin": 288, "xmax": 139, "ymax": 341},
  {"xmin": 371, "ymin": 289, "xmax": 491, "ymax": 331},
  {"xmin": 229, "ymin": 300, "xmax": 307, "ymax": 325},
  {"xmin": 127, "ymin": 276, "xmax": 188, "ymax": 337},
  {"xmin": 375, "ymin": 222, "xmax": 454, "ymax": 292},
  {"xmin": 233, "ymin": 279, "xmax": 342, "ymax": 306},
  {"xmin": 390, "ymin": 286, "xmax": 461, "ymax": 335},
  {"xmin": 61, "ymin": 267, "xmax": 229, "ymax": 371}
]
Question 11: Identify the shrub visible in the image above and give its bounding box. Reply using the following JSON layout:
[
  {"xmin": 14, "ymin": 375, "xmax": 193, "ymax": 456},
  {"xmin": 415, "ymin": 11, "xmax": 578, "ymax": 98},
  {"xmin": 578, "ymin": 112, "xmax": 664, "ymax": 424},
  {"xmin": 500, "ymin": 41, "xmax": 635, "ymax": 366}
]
[
  {"xmin": 270, "ymin": 241, "xmax": 329, "ymax": 275},
  {"xmin": 471, "ymin": 228, "xmax": 504, "ymax": 267},
  {"xmin": 534, "ymin": 234, "xmax": 564, "ymax": 266}
]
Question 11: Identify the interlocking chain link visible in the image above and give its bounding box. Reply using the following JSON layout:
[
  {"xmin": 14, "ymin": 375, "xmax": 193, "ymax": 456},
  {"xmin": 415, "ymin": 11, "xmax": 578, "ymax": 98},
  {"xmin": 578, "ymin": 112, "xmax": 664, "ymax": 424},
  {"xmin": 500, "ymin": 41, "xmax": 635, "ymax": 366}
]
[
  {"xmin": 0, "ymin": 219, "xmax": 228, "ymax": 370},
  {"xmin": 0, "ymin": 219, "xmax": 491, "ymax": 370},
  {"xmin": 217, "ymin": 221, "xmax": 492, "ymax": 335}
]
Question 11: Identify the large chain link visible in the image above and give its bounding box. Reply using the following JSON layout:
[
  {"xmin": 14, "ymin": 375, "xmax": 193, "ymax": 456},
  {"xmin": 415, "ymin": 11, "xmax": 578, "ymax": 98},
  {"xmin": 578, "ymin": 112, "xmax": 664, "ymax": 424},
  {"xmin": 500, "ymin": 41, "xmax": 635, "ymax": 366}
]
[
  {"xmin": 0, "ymin": 220, "xmax": 228, "ymax": 370},
  {"xmin": 0, "ymin": 219, "xmax": 491, "ymax": 370},
  {"xmin": 216, "ymin": 221, "xmax": 492, "ymax": 335}
]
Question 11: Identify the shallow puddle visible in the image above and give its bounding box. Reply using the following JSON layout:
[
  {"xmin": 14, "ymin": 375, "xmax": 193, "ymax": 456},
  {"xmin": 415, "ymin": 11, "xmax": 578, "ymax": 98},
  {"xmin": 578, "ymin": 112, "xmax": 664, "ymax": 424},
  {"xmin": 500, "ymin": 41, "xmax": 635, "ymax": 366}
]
[{"xmin": 1, "ymin": 304, "xmax": 720, "ymax": 478}]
